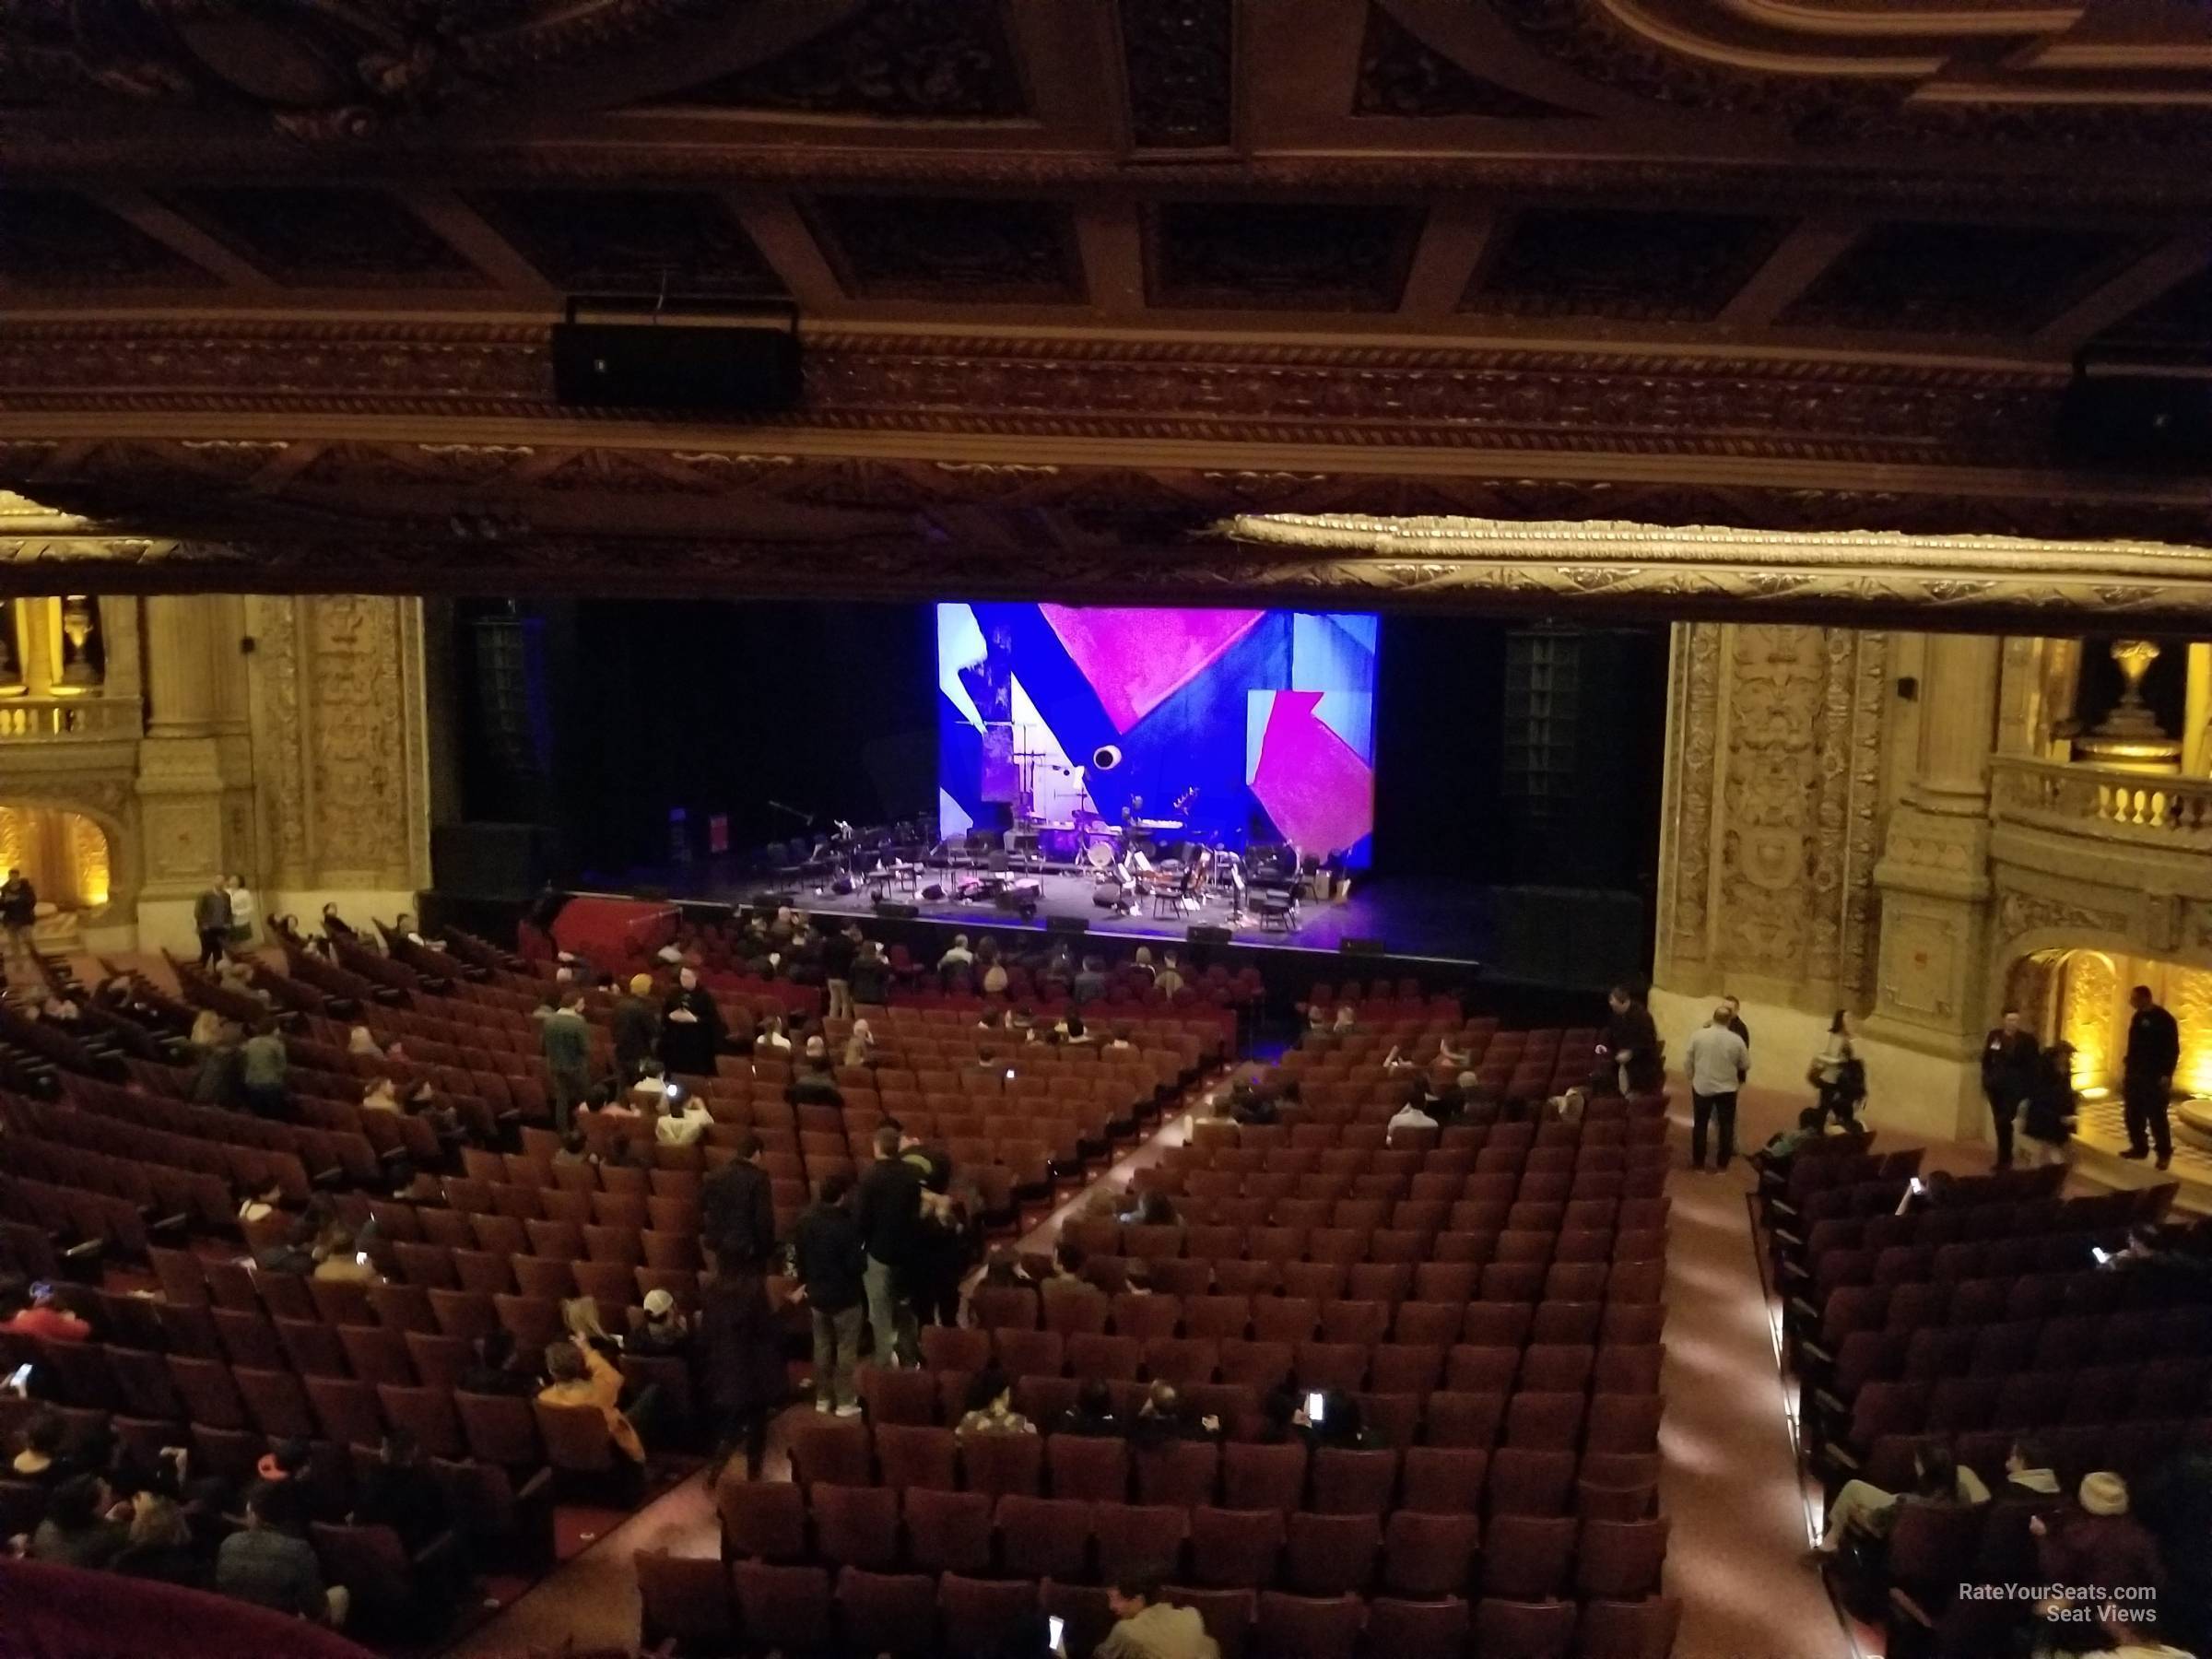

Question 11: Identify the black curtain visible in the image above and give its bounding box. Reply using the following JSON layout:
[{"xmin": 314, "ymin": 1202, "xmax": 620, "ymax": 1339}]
[{"xmin": 462, "ymin": 599, "xmax": 934, "ymax": 880}]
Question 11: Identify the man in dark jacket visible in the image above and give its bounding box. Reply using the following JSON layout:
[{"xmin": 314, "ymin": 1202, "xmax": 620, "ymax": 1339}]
[
  {"xmin": 194, "ymin": 881, "xmax": 232, "ymax": 971},
  {"xmin": 610, "ymin": 974, "xmax": 660, "ymax": 1085},
  {"xmin": 1723, "ymin": 993, "xmax": 1749, "ymax": 1051},
  {"xmin": 0, "ymin": 866, "xmax": 36, "ymax": 971},
  {"xmin": 700, "ymin": 1133, "xmax": 774, "ymax": 1274},
  {"xmin": 2122, "ymin": 983, "xmax": 2180, "ymax": 1171},
  {"xmin": 790, "ymin": 1171, "xmax": 865, "ymax": 1416},
  {"xmin": 853, "ymin": 1123, "xmax": 922, "ymax": 1368},
  {"xmin": 1596, "ymin": 984, "xmax": 1662, "ymax": 1095},
  {"xmin": 1980, "ymin": 1007, "xmax": 2041, "ymax": 1170},
  {"xmin": 658, "ymin": 966, "xmax": 724, "ymax": 1079}
]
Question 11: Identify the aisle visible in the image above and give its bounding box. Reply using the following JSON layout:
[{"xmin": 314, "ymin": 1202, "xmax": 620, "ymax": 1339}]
[
  {"xmin": 441, "ymin": 1097, "xmax": 1198, "ymax": 1655},
  {"xmin": 1658, "ymin": 1085, "xmax": 1853, "ymax": 1659}
]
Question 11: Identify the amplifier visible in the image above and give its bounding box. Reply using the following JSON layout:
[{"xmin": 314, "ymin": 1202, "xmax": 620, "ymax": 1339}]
[{"xmin": 872, "ymin": 900, "xmax": 920, "ymax": 920}]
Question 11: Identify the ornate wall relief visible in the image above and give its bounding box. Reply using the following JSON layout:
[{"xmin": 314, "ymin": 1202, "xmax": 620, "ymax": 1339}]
[
  {"xmin": 1657, "ymin": 618, "xmax": 1888, "ymax": 1012},
  {"xmin": 245, "ymin": 594, "xmax": 428, "ymax": 893}
]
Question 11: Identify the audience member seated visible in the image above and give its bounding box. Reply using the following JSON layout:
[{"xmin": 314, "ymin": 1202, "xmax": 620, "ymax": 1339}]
[
  {"xmin": 29, "ymin": 1474, "xmax": 128, "ymax": 1570},
  {"xmin": 538, "ymin": 1336, "xmax": 647, "ymax": 1464},
  {"xmin": 627, "ymin": 1288, "xmax": 691, "ymax": 1358},
  {"xmin": 653, "ymin": 1088, "xmax": 712, "ymax": 1146},
  {"xmin": 460, "ymin": 1330, "xmax": 538, "ymax": 1398},
  {"xmin": 1053, "ymin": 1380, "xmax": 1122, "ymax": 1439},
  {"xmin": 112, "ymin": 1490, "xmax": 204, "ymax": 1589},
  {"xmin": 1131, "ymin": 1382, "xmax": 1219, "ymax": 1449},
  {"xmin": 2031, "ymin": 1473, "xmax": 2166, "ymax": 1654},
  {"xmin": 1813, "ymin": 1443, "xmax": 1982, "ymax": 1561},
  {"xmin": 0, "ymin": 1277, "xmax": 90, "ymax": 1343},
  {"xmin": 9, "ymin": 1412, "xmax": 65, "ymax": 1485},
  {"xmin": 954, "ymin": 1368, "xmax": 1035, "ymax": 1439},
  {"xmin": 350, "ymin": 1430, "xmax": 451, "ymax": 1555},
  {"xmin": 217, "ymin": 1479, "xmax": 347, "ymax": 1628},
  {"xmin": 1098, "ymin": 1566, "xmax": 1220, "ymax": 1659}
]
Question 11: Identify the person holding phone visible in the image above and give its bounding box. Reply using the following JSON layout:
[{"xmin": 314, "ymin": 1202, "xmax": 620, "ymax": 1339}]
[{"xmin": 1096, "ymin": 1567, "xmax": 1219, "ymax": 1659}]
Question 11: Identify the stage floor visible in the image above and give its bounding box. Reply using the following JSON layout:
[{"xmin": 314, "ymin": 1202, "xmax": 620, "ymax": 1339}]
[{"xmin": 579, "ymin": 864, "xmax": 1494, "ymax": 967}]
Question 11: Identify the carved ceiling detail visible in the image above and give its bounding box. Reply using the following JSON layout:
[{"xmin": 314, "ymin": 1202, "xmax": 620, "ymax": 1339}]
[
  {"xmin": 1355, "ymin": 4, "xmax": 1590, "ymax": 120},
  {"xmin": 0, "ymin": 0, "xmax": 729, "ymax": 138},
  {"xmin": 0, "ymin": 317, "xmax": 2071, "ymax": 468},
  {"xmin": 1118, "ymin": 0, "xmax": 1236, "ymax": 149},
  {"xmin": 661, "ymin": 0, "xmax": 1027, "ymax": 120}
]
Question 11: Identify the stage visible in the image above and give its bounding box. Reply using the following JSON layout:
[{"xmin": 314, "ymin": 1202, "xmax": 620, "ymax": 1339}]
[{"xmin": 587, "ymin": 865, "xmax": 1492, "ymax": 966}]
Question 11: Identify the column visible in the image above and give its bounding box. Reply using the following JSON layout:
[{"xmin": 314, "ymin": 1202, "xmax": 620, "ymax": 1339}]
[
  {"xmin": 1909, "ymin": 632, "xmax": 2001, "ymax": 814},
  {"xmin": 135, "ymin": 595, "xmax": 232, "ymax": 951},
  {"xmin": 1867, "ymin": 629, "xmax": 2003, "ymax": 1140},
  {"xmin": 2184, "ymin": 642, "xmax": 2212, "ymax": 776}
]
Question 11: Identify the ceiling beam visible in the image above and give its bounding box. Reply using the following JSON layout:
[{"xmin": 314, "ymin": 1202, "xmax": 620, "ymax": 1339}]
[
  {"xmin": 723, "ymin": 191, "xmax": 851, "ymax": 314},
  {"xmin": 1399, "ymin": 205, "xmax": 1500, "ymax": 320},
  {"xmin": 2031, "ymin": 231, "xmax": 2212, "ymax": 355},
  {"xmin": 396, "ymin": 189, "xmax": 559, "ymax": 295},
  {"xmin": 88, "ymin": 189, "xmax": 275, "ymax": 290},
  {"xmin": 1716, "ymin": 214, "xmax": 1868, "ymax": 329}
]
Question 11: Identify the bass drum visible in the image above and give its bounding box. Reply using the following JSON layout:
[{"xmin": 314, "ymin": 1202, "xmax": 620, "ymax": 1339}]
[{"xmin": 1083, "ymin": 839, "xmax": 1115, "ymax": 871}]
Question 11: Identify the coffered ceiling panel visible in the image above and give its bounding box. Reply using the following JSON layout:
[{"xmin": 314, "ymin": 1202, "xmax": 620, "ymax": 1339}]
[
  {"xmin": 464, "ymin": 190, "xmax": 786, "ymax": 299},
  {"xmin": 1147, "ymin": 202, "xmax": 1427, "ymax": 311},
  {"xmin": 1782, "ymin": 222, "xmax": 2157, "ymax": 335},
  {"xmin": 2100, "ymin": 261, "xmax": 2212, "ymax": 349},
  {"xmin": 805, "ymin": 196, "xmax": 1084, "ymax": 302},
  {"xmin": 159, "ymin": 188, "xmax": 485, "ymax": 289},
  {"xmin": 653, "ymin": 0, "xmax": 1029, "ymax": 120},
  {"xmin": 1468, "ymin": 207, "xmax": 1788, "ymax": 321}
]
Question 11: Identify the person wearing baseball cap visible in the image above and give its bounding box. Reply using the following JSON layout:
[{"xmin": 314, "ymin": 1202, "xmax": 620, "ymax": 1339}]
[
  {"xmin": 629, "ymin": 1288, "xmax": 690, "ymax": 1359},
  {"xmin": 2032, "ymin": 1471, "xmax": 2166, "ymax": 1652}
]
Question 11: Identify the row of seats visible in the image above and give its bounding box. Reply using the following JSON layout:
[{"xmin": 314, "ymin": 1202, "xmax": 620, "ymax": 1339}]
[
  {"xmin": 716, "ymin": 1477, "xmax": 1668, "ymax": 1602},
  {"xmin": 641, "ymin": 1554, "xmax": 1681, "ymax": 1659},
  {"xmin": 752, "ymin": 1433, "xmax": 1654, "ymax": 1530}
]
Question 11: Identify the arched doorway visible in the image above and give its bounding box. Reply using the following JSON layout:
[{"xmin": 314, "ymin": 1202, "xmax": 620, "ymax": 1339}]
[
  {"xmin": 2003, "ymin": 945, "xmax": 2212, "ymax": 1102},
  {"xmin": 0, "ymin": 804, "xmax": 112, "ymax": 915}
]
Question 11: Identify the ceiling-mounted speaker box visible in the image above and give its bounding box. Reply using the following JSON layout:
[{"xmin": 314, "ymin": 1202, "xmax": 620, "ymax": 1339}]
[
  {"xmin": 2057, "ymin": 355, "xmax": 2212, "ymax": 471},
  {"xmin": 552, "ymin": 298, "xmax": 801, "ymax": 413}
]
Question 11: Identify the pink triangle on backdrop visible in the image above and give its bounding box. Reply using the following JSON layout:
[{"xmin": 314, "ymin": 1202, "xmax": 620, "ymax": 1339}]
[
  {"xmin": 1251, "ymin": 689, "xmax": 1375, "ymax": 856},
  {"xmin": 1040, "ymin": 606, "xmax": 1265, "ymax": 734}
]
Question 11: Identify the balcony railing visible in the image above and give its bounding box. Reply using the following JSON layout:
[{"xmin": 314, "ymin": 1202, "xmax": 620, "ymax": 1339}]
[
  {"xmin": 1991, "ymin": 755, "xmax": 2212, "ymax": 845},
  {"xmin": 0, "ymin": 694, "xmax": 140, "ymax": 742}
]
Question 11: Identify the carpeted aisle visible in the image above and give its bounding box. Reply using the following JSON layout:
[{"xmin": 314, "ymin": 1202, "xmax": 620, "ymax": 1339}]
[{"xmin": 1659, "ymin": 1083, "xmax": 1856, "ymax": 1659}]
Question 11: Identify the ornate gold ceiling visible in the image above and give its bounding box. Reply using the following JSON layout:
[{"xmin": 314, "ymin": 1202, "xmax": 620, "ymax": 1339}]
[{"xmin": 2, "ymin": 0, "xmax": 2209, "ymax": 614}]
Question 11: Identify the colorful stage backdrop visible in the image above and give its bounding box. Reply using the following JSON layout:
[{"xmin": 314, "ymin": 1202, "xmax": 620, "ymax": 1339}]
[{"xmin": 936, "ymin": 603, "xmax": 1378, "ymax": 866}]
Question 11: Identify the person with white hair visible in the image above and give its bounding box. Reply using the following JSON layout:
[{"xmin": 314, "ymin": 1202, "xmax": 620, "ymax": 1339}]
[
  {"xmin": 629, "ymin": 1288, "xmax": 691, "ymax": 1357},
  {"xmin": 842, "ymin": 1018, "xmax": 877, "ymax": 1069}
]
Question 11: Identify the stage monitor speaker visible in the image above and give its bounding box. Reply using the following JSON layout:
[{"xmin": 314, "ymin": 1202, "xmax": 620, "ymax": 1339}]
[
  {"xmin": 431, "ymin": 821, "xmax": 562, "ymax": 902},
  {"xmin": 830, "ymin": 876, "xmax": 854, "ymax": 896},
  {"xmin": 1339, "ymin": 935, "xmax": 1388, "ymax": 955},
  {"xmin": 1046, "ymin": 915, "xmax": 1089, "ymax": 935},
  {"xmin": 2058, "ymin": 359, "xmax": 2212, "ymax": 471},
  {"xmin": 1188, "ymin": 924, "xmax": 1232, "ymax": 944},
  {"xmin": 873, "ymin": 900, "xmax": 919, "ymax": 920},
  {"xmin": 920, "ymin": 884, "xmax": 947, "ymax": 902},
  {"xmin": 552, "ymin": 302, "xmax": 799, "ymax": 413}
]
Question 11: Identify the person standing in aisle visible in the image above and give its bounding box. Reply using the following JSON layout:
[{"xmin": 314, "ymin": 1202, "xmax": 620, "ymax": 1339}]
[
  {"xmin": 1683, "ymin": 1002, "xmax": 1749, "ymax": 1171},
  {"xmin": 2121, "ymin": 983, "xmax": 2179, "ymax": 1171},
  {"xmin": 1980, "ymin": 1007, "xmax": 2041, "ymax": 1171}
]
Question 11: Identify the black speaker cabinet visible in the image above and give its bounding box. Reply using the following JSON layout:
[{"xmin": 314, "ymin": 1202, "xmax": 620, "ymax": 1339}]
[
  {"xmin": 1339, "ymin": 935, "xmax": 1388, "ymax": 955},
  {"xmin": 552, "ymin": 311, "xmax": 800, "ymax": 413},
  {"xmin": 1045, "ymin": 915, "xmax": 1090, "ymax": 935},
  {"xmin": 1187, "ymin": 924, "xmax": 1233, "ymax": 944},
  {"xmin": 872, "ymin": 900, "xmax": 920, "ymax": 920}
]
